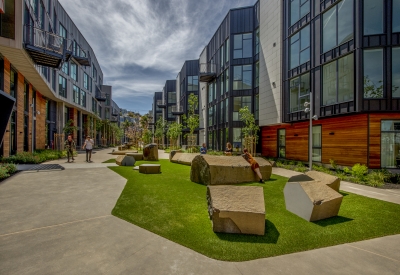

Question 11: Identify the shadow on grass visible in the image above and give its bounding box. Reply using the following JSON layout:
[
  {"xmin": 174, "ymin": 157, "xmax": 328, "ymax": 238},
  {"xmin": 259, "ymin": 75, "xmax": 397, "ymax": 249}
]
[
  {"xmin": 215, "ymin": 219, "xmax": 280, "ymax": 244},
  {"xmin": 313, "ymin": 216, "xmax": 354, "ymax": 227},
  {"xmin": 339, "ymin": 191, "xmax": 349, "ymax": 197}
]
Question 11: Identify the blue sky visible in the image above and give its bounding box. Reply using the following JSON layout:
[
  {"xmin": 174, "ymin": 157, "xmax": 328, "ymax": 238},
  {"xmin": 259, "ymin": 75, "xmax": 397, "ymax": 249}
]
[{"xmin": 59, "ymin": 0, "xmax": 256, "ymax": 114}]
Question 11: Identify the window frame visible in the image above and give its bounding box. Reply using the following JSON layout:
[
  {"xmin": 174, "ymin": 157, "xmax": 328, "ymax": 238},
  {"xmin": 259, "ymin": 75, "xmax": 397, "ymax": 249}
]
[
  {"xmin": 278, "ymin": 129, "xmax": 286, "ymax": 158},
  {"xmin": 233, "ymin": 65, "xmax": 252, "ymax": 90},
  {"xmin": 233, "ymin": 33, "xmax": 253, "ymax": 59},
  {"xmin": 58, "ymin": 75, "xmax": 67, "ymax": 98},
  {"xmin": 312, "ymin": 125, "xmax": 322, "ymax": 162}
]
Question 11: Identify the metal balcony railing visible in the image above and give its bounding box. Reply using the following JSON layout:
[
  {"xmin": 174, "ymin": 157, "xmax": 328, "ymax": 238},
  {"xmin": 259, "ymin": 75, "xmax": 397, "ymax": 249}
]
[
  {"xmin": 157, "ymin": 100, "xmax": 166, "ymax": 108},
  {"xmin": 199, "ymin": 63, "xmax": 217, "ymax": 82},
  {"xmin": 95, "ymin": 91, "xmax": 106, "ymax": 102},
  {"xmin": 171, "ymin": 105, "xmax": 184, "ymax": 115}
]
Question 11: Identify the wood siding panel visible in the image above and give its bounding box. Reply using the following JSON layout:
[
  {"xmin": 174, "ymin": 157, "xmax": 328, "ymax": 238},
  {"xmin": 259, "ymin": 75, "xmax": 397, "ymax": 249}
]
[
  {"xmin": 286, "ymin": 122, "xmax": 309, "ymax": 162},
  {"xmin": 261, "ymin": 126, "xmax": 279, "ymax": 157}
]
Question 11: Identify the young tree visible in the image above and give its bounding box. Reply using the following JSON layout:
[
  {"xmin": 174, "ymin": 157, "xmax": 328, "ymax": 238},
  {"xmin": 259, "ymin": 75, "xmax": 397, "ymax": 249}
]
[
  {"xmin": 155, "ymin": 117, "xmax": 167, "ymax": 148},
  {"xmin": 239, "ymin": 106, "xmax": 259, "ymax": 155},
  {"xmin": 63, "ymin": 119, "xmax": 78, "ymax": 135},
  {"xmin": 167, "ymin": 122, "xmax": 183, "ymax": 150},
  {"xmin": 183, "ymin": 93, "xmax": 199, "ymax": 151}
]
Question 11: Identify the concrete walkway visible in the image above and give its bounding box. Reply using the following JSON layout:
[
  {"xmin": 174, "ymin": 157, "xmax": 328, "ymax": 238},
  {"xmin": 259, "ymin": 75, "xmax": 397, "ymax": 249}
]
[{"xmin": 0, "ymin": 149, "xmax": 399, "ymax": 274}]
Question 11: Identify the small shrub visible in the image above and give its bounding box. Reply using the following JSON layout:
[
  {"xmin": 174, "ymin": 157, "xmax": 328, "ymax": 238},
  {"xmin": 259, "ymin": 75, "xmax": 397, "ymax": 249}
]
[
  {"xmin": 296, "ymin": 161, "xmax": 305, "ymax": 167},
  {"xmin": 329, "ymin": 159, "xmax": 338, "ymax": 170},
  {"xmin": 0, "ymin": 163, "xmax": 17, "ymax": 180},
  {"xmin": 0, "ymin": 166, "xmax": 10, "ymax": 179},
  {"xmin": 351, "ymin": 163, "xmax": 368, "ymax": 181},
  {"xmin": 366, "ymin": 171, "xmax": 389, "ymax": 187},
  {"xmin": 294, "ymin": 166, "xmax": 308, "ymax": 173}
]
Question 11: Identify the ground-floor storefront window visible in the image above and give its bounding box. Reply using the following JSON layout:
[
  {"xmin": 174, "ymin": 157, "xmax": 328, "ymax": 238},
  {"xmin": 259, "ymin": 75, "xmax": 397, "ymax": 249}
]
[
  {"xmin": 278, "ymin": 129, "xmax": 285, "ymax": 158},
  {"xmin": 381, "ymin": 120, "xmax": 400, "ymax": 168}
]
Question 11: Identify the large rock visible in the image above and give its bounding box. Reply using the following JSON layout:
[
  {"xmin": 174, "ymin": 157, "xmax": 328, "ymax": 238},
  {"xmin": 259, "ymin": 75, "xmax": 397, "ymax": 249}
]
[
  {"xmin": 171, "ymin": 153, "xmax": 199, "ymax": 166},
  {"xmin": 306, "ymin": 170, "xmax": 341, "ymax": 192},
  {"xmin": 207, "ymin": 185, "xmax": 265, "ymax": 235},
  {"xmin": 116, "ymin": 155, "xmax": 135, "ymax": 166},
  {"xmin": 139, "ymin": 164, "xmax": 161, "ymax": 174},
  {"xmin": 191, "ymin": 155, "xmax": 272, "ymax": 185},
  {"xmin": 143, "ymin": 143, "xmax": 158, "ymax": 161},
  {"xmin": 283, "ymin": 181, "xmax": 343, "ymax": 222}
]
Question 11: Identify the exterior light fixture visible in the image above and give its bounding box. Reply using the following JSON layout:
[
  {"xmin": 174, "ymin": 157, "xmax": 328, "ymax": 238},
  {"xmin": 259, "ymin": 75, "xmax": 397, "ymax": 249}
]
[{"xmin": 304, "ymin": 92, "xmax": 318, "ymax": 171}]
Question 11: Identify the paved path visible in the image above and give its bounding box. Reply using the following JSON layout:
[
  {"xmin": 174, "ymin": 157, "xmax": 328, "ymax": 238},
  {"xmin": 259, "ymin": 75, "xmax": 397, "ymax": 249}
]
[{"xmin": 0, "ymin": 149, "xmax": 399, "ymax": 274}]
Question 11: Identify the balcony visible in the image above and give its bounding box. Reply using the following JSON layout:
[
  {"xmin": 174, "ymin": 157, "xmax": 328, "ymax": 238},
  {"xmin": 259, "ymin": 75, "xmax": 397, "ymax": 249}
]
[
  {"xmin": 95, "ymin": 91, "xmax": 106, "ymax": 102},
  {"xmin": 199, "ymin": 63, "xmax": 217, "ymax": 82},
  {"xmin": 72, "ymin": 47, "xmax": 91, "ymax": 67},
  {"xmin": 23, "ymin": 25, "xmax": 67, "ymax": 68},
  {"xmin": 171, "ymin": 105, "xmax": 184, "ymax": 115},
  {"xmin": 157, "ymin": 100, "xmax": 166, "ymax": 108}
]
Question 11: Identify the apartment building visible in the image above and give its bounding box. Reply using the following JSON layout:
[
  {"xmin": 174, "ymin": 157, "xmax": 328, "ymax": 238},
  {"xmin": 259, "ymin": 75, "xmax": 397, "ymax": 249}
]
[{"xmin": 0, "ymin": 0, "xmax": 118, "ymax": 156}]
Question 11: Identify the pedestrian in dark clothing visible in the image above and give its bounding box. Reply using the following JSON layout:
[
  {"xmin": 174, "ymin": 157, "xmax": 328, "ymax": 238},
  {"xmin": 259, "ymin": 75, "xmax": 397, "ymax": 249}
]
[{"xmin": 64, "ymin": 135, "xmax": 76, "ymax": 162}]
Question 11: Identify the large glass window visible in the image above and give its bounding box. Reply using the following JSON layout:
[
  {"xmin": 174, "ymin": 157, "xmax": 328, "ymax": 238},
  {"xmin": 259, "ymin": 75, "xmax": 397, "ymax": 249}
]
[
  {"xmin": 220, "ymin": 45, "xmax": 224, "ymax": 69},
  {"xmin": 10, "ymin": 111, "xmax": 16, "ymax": 155},
  {"xmin": 233, "ymin": 96, "xmax": 251, "ymax": 121},
  {"xmin": 83, "ymin": 72, "xmax": 89, "ymax": 90},
  {"xmin": 73, "ymin": 85, "xmax": 79, "ymax": 104},
  {"xmin": 364, "ymin": 49, "xmax": 383, "ymax": 98},
  {"xmin": 225, "ymin": 99, "xmax": 229, "ymax": 123},
  {"xmin": 225, "ymin": 69, "xmax": 229, "ymax": 92},
  {"xmin": 220, "ymin": 73, "xmax": 224, "ymax": 96},
  {"xmin": 168, "ymin": 92, "xmax": 176, "ymax": 103},
  {"xmin": 105, "ymin": 94, "xmax": 110, "ymax": 106},
  {"xmin": 233, "ymin": 33, "xmax": 252, "ymax": 59},
  {"xmin": 323, "ymin": 53, "xmax": 354, "ymax": 105},
  {"xmin": 80, "ymin": 90, "xmax": 86, "ymax": 107},
  {"xmin": 226, "ymin": 38, "xmax": 230, "ymax": 63},
  {"xmin": 290, "ymin": 26, "xmax": 310, "ymax": 69},
  {"xmin": 364, "ymin": 0, "xmax": 383, "ymax": 35},
  {"xmin": 233, "ymin": 128, "xmax": 242, "ymax": 152},
  {"xmin": 208, "ymin": 107, "xmax": 213, "ymax": 127},
  {"xmin": 24, "ymin": 82, "xmax": 29, "ymax": 112},
  {"xmin": 10, "ymin": 69, "xmax": 16, "ymax": 98},
  {"xmin": 278, "ymin": 129, "xmax": 286, "ymax": 158},
  {"xmin": 208, "ymin": 81, "xmax": 215, "ymax": 103},
  {"xmin": 290, "ymin": 72, "xmax": 310, "ymax": 112},
  {"xmin": 188, "ymin": 76, "xmax": 198, "ymax": 91},
  {"xmin": 255, "ymin": 94, "xmax": 259, "ymax": 120},
  {"xmin": 381, "ymin": 120, "xmax": 400, "ymax": 168},
  {"xmin": 59, "ymin": 75, "xmax": 67, "ymax": 98},
  {"xmin": 255, "ymin": 28, "xmax": 260, "ymax": 55},
  {"xmin": 393, "ymin": 48, "xmax": 400, "ymax": 97},
  {"xmin": 312, "ymin": 125, "xmax": 322, "ymax": 162},
  {"xmin": 219, "ymin": 101, "xmax": 224, "ymax": 124},
  {"xmin": 394, "ymin": 0, "xmax": 400, "ymax": 32},
  {"xmin": 290, "ymin": 0, "xmax": 310, "ymax": 26},
  {"xmin": 255, "ymin": 62, "xmax": 259, "ymax": 87},
  {"xmin": 62, "ymin": 61, "xmax": 68, "ymax": 75},
  {"xmin": 323, "ymin": 0, "xmax": 354, "ymax": 53},
  {"xmin": 70, "ymin": 62, "xmax": 78, "ymax": 81},
  {"xmin": 233, "ymin": 65, "xmax": 252, "ymax": 90},
  {"xmin": 59, "ymin": 23, "xmax": 67, "ymax": 39}
]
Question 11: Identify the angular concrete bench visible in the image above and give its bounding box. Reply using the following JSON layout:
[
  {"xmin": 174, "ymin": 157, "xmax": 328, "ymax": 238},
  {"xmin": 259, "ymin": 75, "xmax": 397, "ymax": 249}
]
[
  {"xmin": 126, "ymin": 152, "xmax": 144, "ymax": 161},
  {"xmin": 169, "ymin": 150, "xmax": 182, "ymax": 161},
  {"xmin": 116, "ymin": 155, "xmax": 135, "ymax": 166},
  {"xmin": 139, "ymin": 164, "xmax": 161, "ymax": 174},
  {"xmin": 111, "ymin": 150, "xmax": 138, "ymax": 156},
  {"xmin": 190, "ymin": 155, "xmax": 272, "ymax": 185},
  {"xmin": 171, "ymin": 153, "xmax": 199, "ymax": 166},
  {"xmin": 306, "ymin": 170, "xmax": 340, "ymax": 192},
  {"xmin": 207, "ymin": 185, "xmax": 265, "ymax": 235},
  {"xmin": 283, "ymin": 180, "xmax": 343, "ymax": 222}
]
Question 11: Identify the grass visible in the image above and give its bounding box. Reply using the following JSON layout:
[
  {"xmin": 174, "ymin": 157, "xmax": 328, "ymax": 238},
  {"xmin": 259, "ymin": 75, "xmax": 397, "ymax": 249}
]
[
  {"xmin": 110, "ymin": 160, "xmax": 400, "ymax": 261},
  {"xmin": 103, "ymin": 158, "xmax": 116, "ymax": 163}
]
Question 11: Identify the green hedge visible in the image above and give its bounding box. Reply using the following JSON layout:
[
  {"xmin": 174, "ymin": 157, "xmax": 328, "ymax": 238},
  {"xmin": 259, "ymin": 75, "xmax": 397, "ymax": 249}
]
[
  {"xmin": 0, "ymin": 163, "xmax": 17, "ymax": 179},
  {"xmin": 0, "ymin": 150, "xmax": 75, "ymax": 164}
]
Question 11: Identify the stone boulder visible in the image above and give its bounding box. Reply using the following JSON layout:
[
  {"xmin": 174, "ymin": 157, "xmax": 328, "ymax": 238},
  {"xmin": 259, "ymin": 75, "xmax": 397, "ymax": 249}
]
[
  {"xmin": 306, "ymin": 170, "xmax": 341, "ymax": 192},
  {"xmin": 207, "ymin": 185, "xmax": 265, "ymax": 235},
  {"xmin": 283, "ymin": 181, "xmax": 343, "ymax": 222},
  {"xmin": 143, "ymin": 143, "xmax": 158, "ymax": 161},
  {"xmin": 171, "ymin": 153, "xmax": 199, "ymax": 166},
  {"xmin": 116, "ymin": 155, "xmax": 135, "ymax": 166},
  {"xmin": 139, "ymin": 164, "xmax": 161, "ymax": 174},
  {"xmin": 191, "ymin": 155, "xmax": 272, "ymax": 185}
]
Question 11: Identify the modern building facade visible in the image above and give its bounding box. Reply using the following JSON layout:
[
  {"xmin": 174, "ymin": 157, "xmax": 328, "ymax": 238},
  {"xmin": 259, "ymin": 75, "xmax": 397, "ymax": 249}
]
[
  {"xmin": 0, "ymin": 0, "xmax": 118, "ymax": 156},
  {"xmin": 260, "ymin": 0, "xmax": 400, "ymax": 169}
]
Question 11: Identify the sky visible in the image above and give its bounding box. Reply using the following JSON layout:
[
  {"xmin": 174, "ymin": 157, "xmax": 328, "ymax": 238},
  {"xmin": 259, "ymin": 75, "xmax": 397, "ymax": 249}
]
[{"xmin": 59, "ymin": 0, "xmax": 256, "ymax": 114}]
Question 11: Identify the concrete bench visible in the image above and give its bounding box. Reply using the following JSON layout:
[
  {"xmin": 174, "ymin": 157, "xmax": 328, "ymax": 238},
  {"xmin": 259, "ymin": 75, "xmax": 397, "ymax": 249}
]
[
  {"xmin": 139, "ymin": 164, "xmax": 161, "ymax": 174},
  {"xmin": 127, "ymin": 152, "xmax": 143, "ymax": 160},
  {"xmin": 190, "ymin": 155, "xmax": 272, "ymax": 185},
  {"xmin": 116, "ymin": 155, "xmax": 135, "ymax": 166},
  {"xmin": 170, "ymin": 153, "xmax": 199, "ymax": 166},
  {"xmin": 207, "ymin": 185, "xmax": 265, "ymax": 235}
]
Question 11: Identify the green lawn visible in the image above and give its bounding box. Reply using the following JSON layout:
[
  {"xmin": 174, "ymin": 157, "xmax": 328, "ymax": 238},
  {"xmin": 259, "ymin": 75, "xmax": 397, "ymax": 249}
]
[
  {"xmin": 110, "ymin": 160, "xmax": 400, "ymax": 261},
  {"xmin": 102, "ymin": 159, "xmax": 116, "ymax": 163}
]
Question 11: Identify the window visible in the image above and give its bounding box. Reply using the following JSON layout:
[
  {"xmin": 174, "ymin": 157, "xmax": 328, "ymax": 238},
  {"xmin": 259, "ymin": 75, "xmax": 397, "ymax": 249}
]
[
  {"xmin": 381, "ymin": 120, "xmax": 400, "ymax": 168},
  {"xmin": 80, "ymin": 90, "xmax": 86, "ymax": 107},
  {"xmin": 24, "ymin": 115, "xmax": 29, "ymax": 152},
  {"xmin": 92, "ymin": 65, "xmax": 97, "ymax": 81},
  {"xmin": 394, "ymin": 0, "xmax": 400, "ymax": 32},
  {"xmin": 59, "ymin": 75, "xmax": 67, "ymax": 98},
  {"xmin": 92, "ymin": 98, "xmax": 97, "ymax": 113},
  {"xmin": 255, "ymin": 94, "xmax": 259, "ymax": 120},
  {"xmin": 220, "ymin": 72, "xmax": 224, "ymax": 96},
  {"xmin": 40, "ymin": 2, "xmax": 45, "ymax": 29},
  {"xmin": 220, "ymin": 45, "xmax": 224, "ymax": 69},
  {"xmin": 323, "ymin": 53, "xmax": 354, "ymax": 105},
  {"xmin": 10, "ymin": 69, "xmax": 16, "ymax": 98},
  {"xmin": 24, "ymin": 82, "xmax": 29, "ymax": 112},
  {"xmin": 70, "ymin": 62, "xmax": 78, "ymax": 81},
  {"xmin": 225, "ymin": 99, "xmax": 229, "ymax": 123},
  {"xmin": 233, "ymin": 65, "xmax": 252, "ymax": 90},
  {"xmin": 188, "ymin": 76, "xmax": 198, "ymax": 91},
  {"xmin": 52, "ymin": 69, "xmax": 56, "ymax": 91},
  {"xmin": 226, "ymin": 38, "xmax": 229, "ymax": 63},
  {"xmin": 364, "ymin": 0, "xmax": 383, "ymax": 35},
  {"xmin": 312, "ymin": 125, "xmax": 322, "ymax": 162},
  {"xmin": 72, "ymin": 40, "xmax": 77, "ymax": 56},
  {"xmin": 290, "ymin": 0, "xmax": 310, "ymax": 26},
  {"xmin": 393, "ymin": 48, "xmax": 400, "ymax": 97},
  {"xmin": 233, "ymin": 96, "xmax": 251, "ymax": 121},
  {"xmin": 10, "ymin": 111, "xmax": 16, "ymax": 155},
  {"xmin": 290, "ymin": 73, "xmax": 310, "ymax": 112},
  {"xmin": 105, "ymin": 94, "xmax": 110, "ymax": 106},
  {"xmin": 105, "ymin": 108, "xmax": 110, "ymax": 120},
  {"xmin": 364, "ymin": 49, "xmax": 383, "ymax": 98},
  {"xmin": 255, "ymin": 28, "xmax": 260, "ymax": 55},
  {"xmin": 62, "ymin": 61, "xmax": 69, "ymax": 75},
  {"xmin": 83, "ymin": 72, "xmax": 89, "ymax": 90},
  {"xmin": 322, "ymin": 0, "xmax": 353, "ymax": 53},
  {"xmin": 73, "ymin": 85, "xmax": 79, "ymax": 104},
  {"xmin": 278, "ymin": 129, "xmax": 285, "ymax": 158},
  {"xmin": 290, "ymin": 25, "xmax": 310, "ymax": 69},
  {"xmin": 225, "ymin": 69, "xmax": 229, "ymax": 92},
  {"xmin": 168, "ymin": 92, "xmax": 176, "ymax": 103},
  {"xmin": 233, "ymin": 128, "xmax": 242, "ymax": 152},
  {"xmin": 219, "ymin": 101, "xmax": 224, "ymax": 124},
  {"xmin": 59, "ymin": 23, "xmax": 67, "ymax": 39},
  {"xmin": 208, "ymin": 107, "xmax": 213, "ymax": 126},
  {"xmin": 255, "ymin": 62, "xmax": 259, "ymax": 87},
  {"xmin": 233, "ymin": 33, "xmax": 252, "ymax": 59},
  {"xmin": 208, "ymin": 81, "xmax": 215, "ymax": 103}
]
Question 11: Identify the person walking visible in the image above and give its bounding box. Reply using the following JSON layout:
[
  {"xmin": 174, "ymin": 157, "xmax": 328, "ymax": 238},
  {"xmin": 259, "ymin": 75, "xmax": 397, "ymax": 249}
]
[
  {"xmin": 64, "ymin": 135, "xmax": 76, "ymax": 163},
  {"xmin": 82, "ymin": 135, "xmax": 94, "ymax": 162},
  {"xmin": 242, "ymin": 148, "xmax": 264, "ymax": 183}
]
